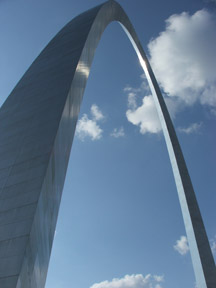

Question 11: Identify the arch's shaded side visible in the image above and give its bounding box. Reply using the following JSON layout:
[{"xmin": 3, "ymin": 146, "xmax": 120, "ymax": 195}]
[{"xmin": 0, "ymin": 1, "xmax": 214, "ymax": 287}]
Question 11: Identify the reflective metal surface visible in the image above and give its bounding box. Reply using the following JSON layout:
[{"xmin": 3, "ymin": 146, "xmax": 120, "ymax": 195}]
[{"xmin": 0, "ymin": 1, "xmax": 215, "ymax": 287}]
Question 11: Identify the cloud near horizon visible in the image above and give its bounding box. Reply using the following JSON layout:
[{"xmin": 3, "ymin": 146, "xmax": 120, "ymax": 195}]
[{"xmin": 90, "ymin": 274, "xmax": 164, "ymax": 288}]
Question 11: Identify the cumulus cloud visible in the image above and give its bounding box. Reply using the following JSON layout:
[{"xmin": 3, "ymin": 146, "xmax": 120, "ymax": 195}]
[
  {"xmin": 124, "ymin": 79, "xmax": 163, "ymax": 134},
  {"xmin": 124, "ymin": 78, "xmax": 180, "ymax": 134},
  {"xmin": 76, "ymin": 104, "xmax": 104, "ymax": 141},
  {"xmin": 126, "ymin": 95, "xmax": 161, "ymax": 134},
  {"xmin": 148, "ymin": 9, "xmax": 216, "ymax": 107},
  {"xmin": 178, "ymin": 122, "xmax": 202, "ymax": 134},
  {"xmin": 90, "ymin": 274, "xmax": 164, "ymax": 288},
  {"xmin": 110, "ymin": 127, "xmax": 125, "ymax": 138},
  {"xmin": 174, "ymin": 236, "xmax": 189, "ymax": 255}
]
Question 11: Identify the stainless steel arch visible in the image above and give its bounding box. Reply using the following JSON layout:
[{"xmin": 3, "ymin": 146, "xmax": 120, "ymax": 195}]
[{"xmin": 0, "ymin": 1, "xmax": 215, "ymax": 287}]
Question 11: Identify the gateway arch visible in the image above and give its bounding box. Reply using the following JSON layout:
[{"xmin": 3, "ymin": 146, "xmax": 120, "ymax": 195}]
[{"xmin": 0, "ymin": 1, "xmax": 215, "ymax": 287}]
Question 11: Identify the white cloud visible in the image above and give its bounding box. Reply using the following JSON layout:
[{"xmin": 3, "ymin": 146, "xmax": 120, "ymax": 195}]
[
  {"xmin": 178, "ymin": 122, "xmax": 202, "ymax": 134},
  {"xmin": 76, "ymin": 114, "xmax": 103, "ymax": 141},
  {"xmin": 124, "ymin": 81, "xmax": 179, "ymax": 135},
  {"xmin": 76, "ymin": 104, "xmax": 104, "ymax": 141},
  {"xmin": 90, "ymin": 274, "xmax": 164, "ymax": 288},
  {"xmin": 174, "ymin": 236, "xmax": 189, "ymax": 255},
  {"xmin": 126, "ymin": 95, "xmax": 162, "ymax": 134},
  {"xmin": 110, "ymin": 127, "xmax": 125, "ymax": 138},
  {"xmin": 148, "ymin": 9, "xmax": 216, "ymax": 107},
  {"xmin": 91, "ymin": 104, "xmax": 104, "ymax": 121}
]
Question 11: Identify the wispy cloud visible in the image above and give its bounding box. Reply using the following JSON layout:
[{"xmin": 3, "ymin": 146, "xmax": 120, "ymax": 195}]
[
  {"xmin": 76, "ymin": 104, "xmax": 104, "ymax": 141},
  {"xmin": 127, "ymin": 92, "xmax": 137, "ymax": 110},
  {"xmin": 174, "ymin": 236, "xmax": 189, "ymax": 255},
  {"xmin": 90, "ymin": 274, "xmax": 164, "ymax": 288},
  {"xmin": 110, "ymin": 127, "xmax": 125, "ymax": 138},
  {"xmin": 178, "ymin": 122, "xmax": 202, "ymax": 134},
  {"xmin": 124, "ymin": 86, "xmax": 141, "ymax": 94}
]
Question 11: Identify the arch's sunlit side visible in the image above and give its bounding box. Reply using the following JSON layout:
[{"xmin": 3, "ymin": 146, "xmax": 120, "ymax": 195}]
[{"xmin": 0, "ymin": 1, "xmax": 214, "ymax": 288}]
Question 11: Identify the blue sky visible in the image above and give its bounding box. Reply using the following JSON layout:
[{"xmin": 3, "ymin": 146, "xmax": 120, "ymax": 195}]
[{"xmin": 0, "ymin": 0, "xmax": 216, "ymax": 288}]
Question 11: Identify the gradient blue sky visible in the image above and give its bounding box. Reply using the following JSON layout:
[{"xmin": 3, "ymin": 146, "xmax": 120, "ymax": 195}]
[{"xmin": 0, "ymin": 1, "xmax": 216, "ymax": 288}]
